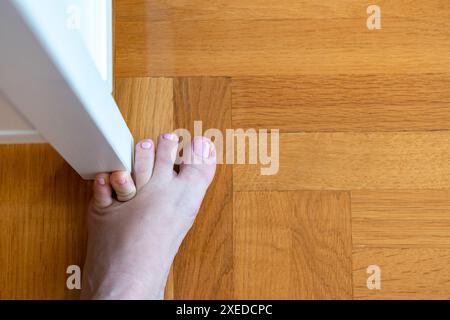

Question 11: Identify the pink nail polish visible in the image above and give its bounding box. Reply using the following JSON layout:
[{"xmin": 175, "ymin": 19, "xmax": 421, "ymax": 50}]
[
  {"xmin": 194, "ymin": 137, "xmax": 211, "ymax": 159},
  {"xmin": 141, "ymin": 140, "xmax": 153, "ymax": 149},
  {"xmin": 97, "ymin": 177, "xmax": 106, "ymax": 186},
  {"xmin": 117, "ymin": 177, "xmax": 127, "ymax": 185},
  {"xmin": 163, "ymin": 133, "xmax": 178, "ymax": 141}
]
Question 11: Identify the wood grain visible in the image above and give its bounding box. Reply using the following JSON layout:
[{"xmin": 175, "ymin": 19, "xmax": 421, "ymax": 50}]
[
  {"xmin": 234, "ymin": 191, "xmax": 352, "ymax": 299},
  {"xmin": 172, "ymin": 77, "xmax": 234, "ymax": 299},
  {"xmin": 0, "ymin": 145, "xmax": 89, "ymax": 299},
  {"xmin": 352, "ymin": 190, "xmax": 450, "ymax": 248},
  {"xmin": 114, "ymin": 77, "xmax": 173, "ymax": 142},
  {"xmin": 114, "ymin": 77, "xmax": 175, "ymax": 298},
  {"xmin": 115, "ymin": 0, "xmax": 450, "ymax": 22},
  {"xmin": 234, "ymin": 132, "xmax": 450, "ymax": 191},
  {"xmin": 0, "ymin": 78, "xmax": 175, "ymax": 299},
  {"xmin": 232, "ymin": 74, "xmax": 450, "ymax": 132},
  {"xmin": 353, "ymin": 248, "xmax": 450, "ymax": 299},
  {"xmin": 115, "ymin": 1, "xmax": 450, "ymax": 77},
  {"xmin": 4, "ymin": 0, "xmax": 450, "ymax": 300}
]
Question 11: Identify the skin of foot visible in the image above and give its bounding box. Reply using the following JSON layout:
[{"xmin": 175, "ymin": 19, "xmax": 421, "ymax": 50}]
[{"xmin": 80, "ymin": 133, "xmax": 216, "ymax": 300}]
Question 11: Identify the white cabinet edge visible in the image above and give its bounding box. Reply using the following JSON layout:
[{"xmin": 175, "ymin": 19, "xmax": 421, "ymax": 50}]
[
  {"xmin": 0, "ymin": 1, "xmax": 133, "ymax": 179},
  {"xmin": 67, "ymin": 0, "xmax": 113, "ymax": 93}
]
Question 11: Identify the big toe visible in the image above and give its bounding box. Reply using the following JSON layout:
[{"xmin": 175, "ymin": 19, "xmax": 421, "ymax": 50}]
[{"xmin": 178, "ymin": 136, "xmax": 217, "ymax": 190}]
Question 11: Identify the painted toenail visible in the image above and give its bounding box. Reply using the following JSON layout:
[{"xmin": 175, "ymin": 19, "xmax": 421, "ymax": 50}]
[
  {"xmin": 194, "ymin": 137, "xmax": 211, "ymax": 159},
  {"xmin": 141, "ymin": 140, "xmax": 153, "ymax": 149},
  {"xmin": 163, "ymin": 133, "xmax": 178, "ymax": 141},
  {"xmin": 117, "ymin": 177, "xmax": 127, "ymax": 185},
  {"xmin": 97, "ymin": 177, "xmax": 106, "ymax": 186}
]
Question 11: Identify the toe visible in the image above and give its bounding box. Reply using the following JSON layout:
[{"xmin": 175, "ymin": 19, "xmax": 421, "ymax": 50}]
[
  {"xmin": 178, "ymin": 136, "xmax": 217, "ymax": 190},
  {"xmin": 93, "ymin": 173, "xmax": 113, "ymax": 209},
  {"xmin": 133, "ymin": 139, "xmax": 155, "ymax": 191},
  {"xmin": 110, "ymin": 171, "xmax": 137, "ymax": 202},
  {"xmin": 152, "ymin": 133, "xmax": 179, "ymax": 180}
]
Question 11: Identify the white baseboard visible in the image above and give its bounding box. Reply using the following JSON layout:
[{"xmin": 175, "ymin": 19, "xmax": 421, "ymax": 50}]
[
  {"xmin": 0, "ymin": 130, "xmax": 44, "ymax": 144},
  {"xmin": 0, "ymin": 89, "xmax": 42, "ymax": 143}
]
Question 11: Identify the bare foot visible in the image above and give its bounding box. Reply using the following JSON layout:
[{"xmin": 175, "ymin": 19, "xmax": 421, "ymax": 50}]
[{"xmin": 81, "ymin": 134, "xmax": 216, "ymax": 300}]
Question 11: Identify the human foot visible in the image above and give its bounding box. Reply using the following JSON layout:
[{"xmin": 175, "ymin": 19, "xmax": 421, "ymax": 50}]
[{"xmin": 81, "ymin": 134, "xmax": 216, "ymax": 300}]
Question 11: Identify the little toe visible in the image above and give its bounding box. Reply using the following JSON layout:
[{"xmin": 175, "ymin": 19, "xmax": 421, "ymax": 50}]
[
  {"xmin": 133, "ymin": 139, "xmax": 155, "ymax": 191},
  {"xmin": 93, "ymin": 173, "xmax": 113, "ymax": 209},
  {"xmin": 110, "ymin": 171, "xmax": 137, "ymax": 202},
  {"xmin": 152, "ymin": 133, "xmax": 179, "ymax": 180},
  {"xmin": 179, "ymin": 136, "xmax": 217, "ymax": 190}
]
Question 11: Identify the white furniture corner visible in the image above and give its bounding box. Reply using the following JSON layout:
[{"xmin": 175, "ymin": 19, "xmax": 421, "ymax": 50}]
[{"xmin": 0, "ymin": 0, "xmax": 133, "ymax": 179}]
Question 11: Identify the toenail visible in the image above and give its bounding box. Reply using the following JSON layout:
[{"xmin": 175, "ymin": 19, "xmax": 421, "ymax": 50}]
[
  {"xmin": 97, "ymin": 177, "xmax": 106, "ymax": 186},
  {"xmin": 163, "ymin": 133, "xmax": 178, "ymax": 141},
  {"xmin": 194, "ymin": 137, "xmax": 211, "ymax": 159},
  {"xmin": 116, "ymin": 177, "xmax": 127, "ymax": 185},
  {"xmin": 140, "ymin": 140, "xmax": 153, "ymax": 149}
]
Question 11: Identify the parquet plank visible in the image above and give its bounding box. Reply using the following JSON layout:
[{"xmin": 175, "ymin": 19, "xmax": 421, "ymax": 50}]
[
  {"xmin": 114, "ymin": 77, "xmax": 174, "ymax": 142},
  {"xmin": 234, "ymin": 132, "xmax": 450, "ymax": 191},
  {"xmin": 115, "ymin": 1, "xmax": 450, "ymax": 76},
  {"xmin": 0, "ymin": 145, "xmax": 89, "ymax": 299},
  {"xmin": 232, "ymin": 74, "xmax": 450, "ymax": 132},
  {"xmin": 114, "ymin": 77, "xmax": 175, "ymax": 298},
  {"xmin": 352, "ymin": 190, "xmax": 450, "ymax": 248},
  {"xmin": 115, "ymin": 0, "xmax": 450, "ymax": 22},
  {"xmin": 172, "ymin": 77, "xmax": 233, "ymax": 299},
  {"xmin": 353, "ymin": 248, "xmax": 450, "ymax": 299},
  {"xmin": 234, "ymin": 191, "xmax": 352, "ymax": 299}
]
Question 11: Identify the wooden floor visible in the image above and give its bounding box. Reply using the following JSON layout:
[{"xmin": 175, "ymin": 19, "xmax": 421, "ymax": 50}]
[{"xmin": 1, "ymin": 0, "xmax": 450, "ymax": 299}]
